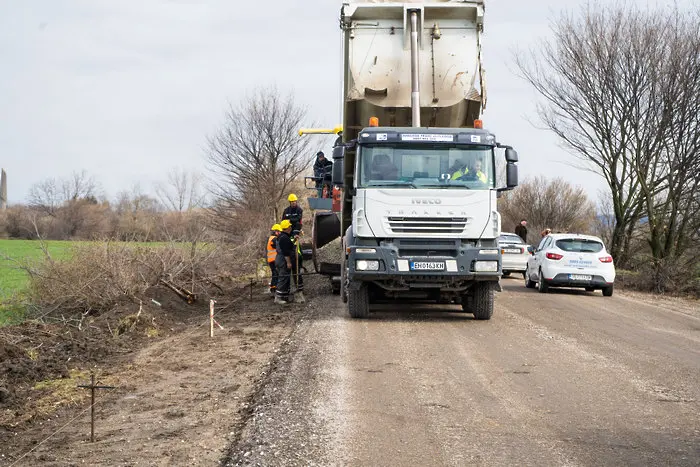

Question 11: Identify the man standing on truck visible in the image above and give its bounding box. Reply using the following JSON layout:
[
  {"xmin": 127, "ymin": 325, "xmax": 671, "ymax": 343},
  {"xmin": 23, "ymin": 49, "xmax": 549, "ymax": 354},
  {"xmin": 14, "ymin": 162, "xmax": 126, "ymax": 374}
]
[
  {"xmin": 313, "ymin": 151, "xmax": 333, "ymax": 198},
  {"xmin": 266, "ymin": 224, "xmax": 281, "ymax": 296},
  {"xmin": 515, "ymin": 219, "xmax": 528, "ymax": 243}
]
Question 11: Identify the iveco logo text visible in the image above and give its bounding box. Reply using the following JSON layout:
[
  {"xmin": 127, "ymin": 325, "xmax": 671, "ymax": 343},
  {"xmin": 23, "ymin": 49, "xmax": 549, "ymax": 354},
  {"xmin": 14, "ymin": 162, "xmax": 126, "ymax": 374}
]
[{"xmin": 411, "ymin": 199, "xmax": 442, "ymax": 205}]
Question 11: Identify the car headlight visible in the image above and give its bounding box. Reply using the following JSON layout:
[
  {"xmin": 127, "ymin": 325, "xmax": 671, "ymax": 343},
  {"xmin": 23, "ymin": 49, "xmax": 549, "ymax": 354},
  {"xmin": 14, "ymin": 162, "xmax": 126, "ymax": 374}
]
[
  {"xmin": 474, "ymin": 260, "xmax": 498, "ymax": 272},
  {"xmin": 356, "ymin": 260, "xmax": 380, "ymax": 271}
]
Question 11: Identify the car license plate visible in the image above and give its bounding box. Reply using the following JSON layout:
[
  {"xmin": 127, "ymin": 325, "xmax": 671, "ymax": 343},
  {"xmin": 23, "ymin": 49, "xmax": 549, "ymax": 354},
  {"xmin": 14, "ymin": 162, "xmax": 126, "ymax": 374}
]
[
  {"xmin": 503, "ymin": 248, "xmax": 521, "ymax": 254},
  {"xmin": 569, "ymin": 274, "xmax": 592, "ymax": 281},
  {"xmin": 410, "ymin": 261, "xmax": 445, "ymax": 271}
]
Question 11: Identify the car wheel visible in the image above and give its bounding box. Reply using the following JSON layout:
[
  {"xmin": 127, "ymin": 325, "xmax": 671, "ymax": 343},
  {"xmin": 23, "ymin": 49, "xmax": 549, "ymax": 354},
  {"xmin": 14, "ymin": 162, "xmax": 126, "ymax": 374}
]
[
  {"xmin": 502, "ymin": 271, "xmax": 511, "ymax": 277},
  {"xmin": 525, "ymin": 267, "xmax": 536, "ymax": 289},
  {"xmin": 585, "ymin": 287, "xmax": 595, "ymax": 292},
  {"xmin": 537, "ymin": 269, "xmax": 549, "ymax": 293},
  {"xmin": 602, "ymin": 285, "xmax": 614, "ymax": 297}
]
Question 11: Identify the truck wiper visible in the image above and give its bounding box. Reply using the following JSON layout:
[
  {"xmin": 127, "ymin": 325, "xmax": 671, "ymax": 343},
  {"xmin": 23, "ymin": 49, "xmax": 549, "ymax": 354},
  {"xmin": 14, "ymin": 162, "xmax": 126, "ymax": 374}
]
[
  {"xmin": 420, "ymin": 183, "xmax": 471, "ymax": 189},
  {"xmin": 369, "ymin": 181, "xmax": 418, "ymax": 189}
]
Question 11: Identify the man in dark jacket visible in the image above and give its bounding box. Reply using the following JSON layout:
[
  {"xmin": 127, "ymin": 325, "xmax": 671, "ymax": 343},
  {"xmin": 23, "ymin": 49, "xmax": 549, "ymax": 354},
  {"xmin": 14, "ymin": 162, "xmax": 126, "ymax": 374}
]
[
  {"xmin": 274, "ymin": 220, "xmax": 305, "ymax": 305},
  {"xmin": 282, "ymin": 193, "xmax": 303, "ymax": 236},
  {"xmin": 274, "ymin": 220, "xmax": 295, "ymax": 305},
  {"xmin": 313, "ymin": 151, "xmax": 333, "ymax": 198},
  {"xmin": 515, "ymin": 219, "xmax": 528, "ymax": 243}
]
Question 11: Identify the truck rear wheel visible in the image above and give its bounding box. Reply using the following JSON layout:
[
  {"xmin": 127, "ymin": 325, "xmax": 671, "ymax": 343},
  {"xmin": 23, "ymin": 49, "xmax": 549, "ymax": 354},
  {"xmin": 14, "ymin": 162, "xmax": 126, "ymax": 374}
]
[
  {"xmin": 348, "ymin": 282, "xmax": 370, "ymax": 319},
  {"xmin": 471, "ymin": 283, "xmax": 494, "ymax": 321}
]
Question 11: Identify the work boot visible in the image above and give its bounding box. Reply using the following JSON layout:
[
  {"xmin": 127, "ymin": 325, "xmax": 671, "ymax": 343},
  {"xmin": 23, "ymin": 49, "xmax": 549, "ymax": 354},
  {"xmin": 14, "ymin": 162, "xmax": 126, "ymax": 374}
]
[
  {"xmin": 294, "ymin": 292, "xmax": 306, "ymax": 303},
  {"xmin": 274, "ymin": 296, "xmax": 289, "ymax": 306}
]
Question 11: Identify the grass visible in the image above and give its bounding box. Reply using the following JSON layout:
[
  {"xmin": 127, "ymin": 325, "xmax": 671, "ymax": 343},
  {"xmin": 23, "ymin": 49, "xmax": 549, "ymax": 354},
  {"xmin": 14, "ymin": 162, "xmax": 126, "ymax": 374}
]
[
  {"xmin": 0, "ymin": 239, "xmax": 204, "ymax": 325},
  {"xmin": 0, "ymin": 240, "xmax": 74, "ymax": 296}
]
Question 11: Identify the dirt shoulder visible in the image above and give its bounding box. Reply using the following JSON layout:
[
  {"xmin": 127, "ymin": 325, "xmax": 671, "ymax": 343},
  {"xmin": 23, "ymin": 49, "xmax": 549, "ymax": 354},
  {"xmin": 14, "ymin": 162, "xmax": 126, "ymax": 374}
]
[{"xmin": 0, "ymin": 277, "xmax": 319, "ymax": 466}]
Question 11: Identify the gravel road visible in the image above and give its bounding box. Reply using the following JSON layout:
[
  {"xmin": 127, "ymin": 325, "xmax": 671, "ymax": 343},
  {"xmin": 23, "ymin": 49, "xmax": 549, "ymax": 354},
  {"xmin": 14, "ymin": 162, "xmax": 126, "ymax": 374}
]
[{"xmin": 225, "ymin": 278, "xmax": 700, "ymax": 466}]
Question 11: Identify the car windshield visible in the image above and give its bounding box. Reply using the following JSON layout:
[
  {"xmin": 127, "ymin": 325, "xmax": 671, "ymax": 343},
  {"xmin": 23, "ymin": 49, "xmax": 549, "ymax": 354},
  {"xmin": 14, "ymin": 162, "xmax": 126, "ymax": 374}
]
[
  {"xmin": 358, "ymin": 144, "xmax": 494, "ymax": 189},
  {"xmin": 555, "ymin": 239, "xmax": 604, "ymax": 253},
  {"xmin": 499, "ymin": 235, "xmax": 523, "ymax": 244}
]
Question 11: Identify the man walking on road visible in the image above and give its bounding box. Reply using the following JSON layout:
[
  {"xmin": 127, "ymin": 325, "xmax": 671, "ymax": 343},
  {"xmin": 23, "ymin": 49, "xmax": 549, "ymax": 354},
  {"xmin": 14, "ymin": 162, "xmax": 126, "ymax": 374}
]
[{"xmin": 515, "ymin": 219, "xmax": 528, "ymax": 243}]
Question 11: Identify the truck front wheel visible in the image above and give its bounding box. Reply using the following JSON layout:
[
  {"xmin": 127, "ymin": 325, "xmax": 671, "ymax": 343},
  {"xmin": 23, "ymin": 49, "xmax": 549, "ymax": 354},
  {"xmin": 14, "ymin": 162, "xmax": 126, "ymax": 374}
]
[
  {"xmin": 347, "ymin": 282, "xmax": 370, "ymax": 319},
  {"xmin": 471, "ymin": 282, "xmax": 494, "ymax": 321}
]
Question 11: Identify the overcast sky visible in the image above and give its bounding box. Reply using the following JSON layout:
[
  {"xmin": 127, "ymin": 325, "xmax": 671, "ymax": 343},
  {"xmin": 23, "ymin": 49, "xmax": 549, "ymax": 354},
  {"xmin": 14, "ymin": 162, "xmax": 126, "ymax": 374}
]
[{"xmin": 0, "ymin": 0, "xmax": 693, "ymax": 204}]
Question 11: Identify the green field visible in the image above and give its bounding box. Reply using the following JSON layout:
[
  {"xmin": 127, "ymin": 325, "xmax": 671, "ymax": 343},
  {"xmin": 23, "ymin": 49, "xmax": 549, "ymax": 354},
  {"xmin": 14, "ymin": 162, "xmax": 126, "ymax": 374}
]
[{"xmin": 0, "ymin": 240, "xmax": 74, "ymax": 324}]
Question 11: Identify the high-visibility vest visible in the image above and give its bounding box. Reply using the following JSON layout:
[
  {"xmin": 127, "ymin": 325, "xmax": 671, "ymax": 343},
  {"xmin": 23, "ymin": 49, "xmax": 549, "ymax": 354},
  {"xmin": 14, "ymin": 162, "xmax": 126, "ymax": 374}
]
[{"xmin": 266, "ymin": 235, "xmax": 277, "ymax": 263}]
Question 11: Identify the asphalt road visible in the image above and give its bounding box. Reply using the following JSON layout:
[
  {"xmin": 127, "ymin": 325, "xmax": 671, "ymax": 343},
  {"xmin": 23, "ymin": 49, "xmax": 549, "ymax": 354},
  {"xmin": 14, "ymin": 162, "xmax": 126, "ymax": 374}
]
[{"xmin": 227, "ymin": 278, "xmax": 700, "ymax": 466}]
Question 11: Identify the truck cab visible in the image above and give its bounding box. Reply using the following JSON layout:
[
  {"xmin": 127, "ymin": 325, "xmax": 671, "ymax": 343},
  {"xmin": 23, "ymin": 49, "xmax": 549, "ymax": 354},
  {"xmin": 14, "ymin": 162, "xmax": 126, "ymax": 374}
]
[{"xmin": 335, "ymin": 125, "xmax": 518, "ymax": 319}]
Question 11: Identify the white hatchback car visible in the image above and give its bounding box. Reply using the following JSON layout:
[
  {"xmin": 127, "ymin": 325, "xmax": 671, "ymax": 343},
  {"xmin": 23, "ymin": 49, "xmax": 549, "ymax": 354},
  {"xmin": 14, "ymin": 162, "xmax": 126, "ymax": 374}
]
[
  {"xmin": 498, "ymin": 233, "xmax": 530, "ymax": 278},
  {"xmin": 525, "ymin": 233, "xmax": 616, "ymax": 296}
]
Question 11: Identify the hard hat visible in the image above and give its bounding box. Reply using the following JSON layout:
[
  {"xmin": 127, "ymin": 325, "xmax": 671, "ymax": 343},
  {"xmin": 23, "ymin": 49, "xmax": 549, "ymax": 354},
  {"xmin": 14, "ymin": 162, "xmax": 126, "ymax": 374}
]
[
  {"xmin": 287, "ymin": 193, "xmax": 298, "ymax": 202},
  {"xmin": 279, "ymin": 220, "xmax": 292, "ymax": 230},
  {"xmin": 271, "ymin": 224, "xmax": 281, "ymax": 231}
]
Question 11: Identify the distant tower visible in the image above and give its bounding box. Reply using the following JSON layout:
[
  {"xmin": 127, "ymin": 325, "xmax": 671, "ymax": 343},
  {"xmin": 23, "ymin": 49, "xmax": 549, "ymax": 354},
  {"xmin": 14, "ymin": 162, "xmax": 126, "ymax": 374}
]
[{"xmin": 0, "ymin": 169, "xmax": 6, "ymax": 210}]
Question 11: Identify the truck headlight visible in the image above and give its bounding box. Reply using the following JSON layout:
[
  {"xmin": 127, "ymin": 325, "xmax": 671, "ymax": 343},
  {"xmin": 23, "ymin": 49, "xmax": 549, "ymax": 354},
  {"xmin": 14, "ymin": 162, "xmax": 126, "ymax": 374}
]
[
  {"xmin": 474, "ymin": 261, "xmax": 498, "ymax": 272},
  {"xmin": 356, "ymin": 260, "xmax": 380, "ymax": 271}
]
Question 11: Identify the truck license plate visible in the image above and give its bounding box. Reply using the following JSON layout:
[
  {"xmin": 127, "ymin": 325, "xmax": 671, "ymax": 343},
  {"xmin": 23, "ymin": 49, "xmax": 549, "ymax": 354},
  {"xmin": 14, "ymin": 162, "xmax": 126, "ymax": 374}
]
[
  {"xmin": 410, "ymin": 261, "xmax": 445, "ymax": 271},
  {"xmin": 569, "ymin": 274, "xmax": 592, "ymax": 281}
]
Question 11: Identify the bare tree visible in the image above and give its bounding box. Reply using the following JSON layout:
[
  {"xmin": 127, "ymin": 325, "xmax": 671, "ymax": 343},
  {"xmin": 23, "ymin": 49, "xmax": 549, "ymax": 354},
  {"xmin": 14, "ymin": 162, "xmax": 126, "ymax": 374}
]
[
  {"xmin": 498, "ymin": 176, "xmax": 597, "ymax": 242},
  {"xmin": 61, "ymin": 170, "xmax": 99, "ymax": 202},
  {"xmin": 28, "ymin": 178, "xmax": 62, "ymax": 216},
  {"xmin": 155, "ymin": 168, "xmax": 206, "ymax": 212},
  {"xmin": 517, "ymin": 3, "xmax": 700, "ymax": 269},
  {"xmin": 516, "ymin": 4, "xmax": 653, "ymax": 265},
  {"xmin": 206, "ymin": 87, "xmax": 315, "ymax": 224}
]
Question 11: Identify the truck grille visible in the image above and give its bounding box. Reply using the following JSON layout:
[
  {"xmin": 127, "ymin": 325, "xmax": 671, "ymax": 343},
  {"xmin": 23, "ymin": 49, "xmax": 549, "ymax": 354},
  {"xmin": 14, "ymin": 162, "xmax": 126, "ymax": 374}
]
[{"xmin": 386, "ymin": 217, "xmax": 467, "ymax": 234}]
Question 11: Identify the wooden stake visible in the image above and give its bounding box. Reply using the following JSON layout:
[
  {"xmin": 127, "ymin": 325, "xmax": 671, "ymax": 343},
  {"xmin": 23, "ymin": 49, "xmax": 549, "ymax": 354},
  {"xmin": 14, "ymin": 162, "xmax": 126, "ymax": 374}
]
[
  {"xmin": 209, "ymin": 299, "xmax": 215, "ymax": 338},
  {"xmin": 77, "ymin": 372, "xmax": 115, "ymax": 442}
]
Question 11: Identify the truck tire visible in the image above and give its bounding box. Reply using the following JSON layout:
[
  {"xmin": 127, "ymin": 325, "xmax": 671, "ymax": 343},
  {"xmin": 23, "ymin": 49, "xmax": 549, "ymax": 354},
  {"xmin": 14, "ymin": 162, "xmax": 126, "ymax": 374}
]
[
  {"xmin": 348, "ymin": 282, "xmax": 370, "ymax": 319},
  {"xmin": 341, "ymin": 260, "xmax": 348, "ymax": 303},
  {"xmin": 537, "ymin": 269, "xmax": 549, "ymax": 294},
  {"xmin": 471, "ymin": 283, "xmax": 494, "ymax": 320}
]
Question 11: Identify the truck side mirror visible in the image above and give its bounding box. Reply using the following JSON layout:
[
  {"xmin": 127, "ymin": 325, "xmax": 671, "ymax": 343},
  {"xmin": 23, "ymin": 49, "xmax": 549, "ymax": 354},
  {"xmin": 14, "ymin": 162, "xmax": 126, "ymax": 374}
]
[
  {"xmin": 506, "ymin": 162, "xmax": 518, "ymax": 189},
  {"xmin": 332, "ymin": 145, "xmax": 345, "ymax": 187},
  {"xmin": 505, "ymin": 148, "xmax": 518, "ymax": 163}
]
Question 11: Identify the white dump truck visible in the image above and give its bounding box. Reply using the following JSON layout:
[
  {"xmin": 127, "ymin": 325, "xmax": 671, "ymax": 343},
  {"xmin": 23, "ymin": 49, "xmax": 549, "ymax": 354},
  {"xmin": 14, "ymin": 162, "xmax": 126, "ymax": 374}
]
[{"xmin": 313, "ymin": 0, "xmax": 519, "ymax": 319}]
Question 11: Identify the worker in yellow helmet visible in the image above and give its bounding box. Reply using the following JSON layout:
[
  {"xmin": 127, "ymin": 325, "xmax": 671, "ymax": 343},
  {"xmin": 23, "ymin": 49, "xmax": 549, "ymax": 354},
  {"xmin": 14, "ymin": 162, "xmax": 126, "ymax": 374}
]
[
  {"xmin": 274, "ymin": 220, "xmax": 305, "ymax": 304},
  {"xmin": 266, "ymin": 224, "xmax": 282, "ymax": 296},
  {"xmin": 282, "ymin": 194, "xmax": 303, "ymax": 236}
]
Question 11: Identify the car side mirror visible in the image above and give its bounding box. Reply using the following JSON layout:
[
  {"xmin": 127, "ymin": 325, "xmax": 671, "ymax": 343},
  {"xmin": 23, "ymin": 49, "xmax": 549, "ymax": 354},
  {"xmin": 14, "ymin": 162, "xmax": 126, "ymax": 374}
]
[
  {"xmin": 332, "ymin": 145, "xmax": 344, "ymax": 187},
  {"xmin": 527, "ymin": 246, "xmax": 534, "ymax": 254}
]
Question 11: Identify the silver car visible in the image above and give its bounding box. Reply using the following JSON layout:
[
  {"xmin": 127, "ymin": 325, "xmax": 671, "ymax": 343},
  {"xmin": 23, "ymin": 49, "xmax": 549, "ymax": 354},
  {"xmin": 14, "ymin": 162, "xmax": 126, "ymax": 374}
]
[{"xmin": 499, "ymin": 233, "xmax": 530, "ymax": 278}]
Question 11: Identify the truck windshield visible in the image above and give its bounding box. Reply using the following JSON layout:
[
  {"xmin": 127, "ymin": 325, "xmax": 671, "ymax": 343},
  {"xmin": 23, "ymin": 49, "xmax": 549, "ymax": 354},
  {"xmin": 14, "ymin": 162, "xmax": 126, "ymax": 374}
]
[{"xmin": 358, "ymin": 144, "xmax": 494, "ymax": 189}]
